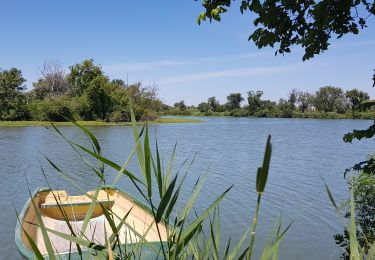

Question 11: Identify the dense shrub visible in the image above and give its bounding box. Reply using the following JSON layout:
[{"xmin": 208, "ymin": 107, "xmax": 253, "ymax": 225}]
[
  {"xmin": 230, "ymin": 108, "xmax": 249, "ymax": 117},
  {"xmin": 108, "ymin": 110, "xmax": 130, "ymax": 122},
  {"xmin": 162, "ymin": 109, "xmax": 192, "ymax": 116},
  {"xmin": 254, "ymin": 108, "xmax": 277, "ymax": 118},
  {"xmin": 141, "ymin": 110, "xmax": 158, "ymax": 121},
  {"xmin": 1, "ymin": 95, "xmax": 30, "ymax": 120},
  {"xmin": 335, "ymin": 172, "xmax": 375, "ymax": 258},
  {"xmin": 29, "ymin": 97, "xmax": 75, "ymax": 121}
]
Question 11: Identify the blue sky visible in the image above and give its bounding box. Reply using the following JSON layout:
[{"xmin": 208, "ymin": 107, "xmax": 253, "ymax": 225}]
[{"xmin": 1, "ymin": 1, "xmax": 374, "ymax": 105}]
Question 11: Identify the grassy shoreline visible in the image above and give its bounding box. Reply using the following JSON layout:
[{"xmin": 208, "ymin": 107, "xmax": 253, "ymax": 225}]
[{"xmin": 0, "ymin": 118, "xmax": 202, "ymax": 127}]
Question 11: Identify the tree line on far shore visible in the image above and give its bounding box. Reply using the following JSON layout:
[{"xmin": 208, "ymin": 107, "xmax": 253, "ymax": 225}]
[
  {"xmin": 168, "ymin": 87, "xmax": 374, "ymax": 119},
  {"xmin": 1, "ymin": 59, "xmax": 373, "ymax": 122},
  {"xmin": 0, "ymin": 59, "xmax": 164, "ymax": 122}
]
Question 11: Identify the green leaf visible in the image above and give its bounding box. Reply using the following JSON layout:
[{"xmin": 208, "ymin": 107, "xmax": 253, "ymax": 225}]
[
  {"xmin": 72, "ymin": 121, "xmax": 101, "ymax": 154},
  {"xmin": 223, "ymin": 237, "xmax": 232, "ymax": 259},
  {"xmin": 43, "ymin": 155, "xmax": 86, "ymax": 194},
  {"xmin": 324, "ymin": 182, "xmax": 346, "ymax": 226},
  {"xmin": 209, "ymin": 216, "xmax": 219, "ymax": 260},
  {"xmin": 349, "ymin": 185, "xmax": 360, "ymax": 259},
  {"xmin": 130, "ymin": 106, "xmax": 146, "ymax": 176},
  {"xmin": 99, "ymin": 203, "xmax": 118, "ymax": 236},
  {"xmin": 228, "ymin": 226, "xmax": 251, "ymax": 259},
  {"xmin": 165, "ymin": 143, "xmax": 177, "ymax": 191},
  {"xmin": 112, "ymin": 138, "xmax": 140, "ymax": 185},
  {"xmin": 28, "ymin": 189, "xmax": 56, "ymax": 260},
  {"xmin": 260, "ymin": 221, "xmax": 293, "ymax": 260},
  {"xmin": 48, "ymin": 123, "xmax": 106, "ymax": 180},
  {"xmin": 181, "ymin": 174, "xmax": 207, "ymax": 219},
  {"xmin": 80, "ymin": 186, "xmax": 102, "ymax": 238},
  {"xmin": 165, "ymin": 175, "xmax": 184, "ymax": 220},
  {"xmin": 144, "ymin": 125, "xmax": 152, "ymax": 197},
  {"xmin": 180, "ymin": 186, "xmax": 232, "ymax": 246},
  {"xmin": 156, "ymin": 174, "xmax": 178, "ymax": 223},
  {"xmin": 108, "ymin": 206, "xmax": 133, "ymax": 243},
  {"xmin": 43, "ymin": 226, "xmax": 108, "ymax": 255},
  {"xmin": 72, "ymin": 142, "xmax": 142, "ymax": 183},
  {"xmin": 367, "ymin": 241, "xmax": 375, "ymax": 260},
  {"xmin": 156, "ymin": 140, "xmax": 163, "ymax": 198},
  {"xmin": 16, "ymin": 212, "xmax": 44, "ymax": 259}
]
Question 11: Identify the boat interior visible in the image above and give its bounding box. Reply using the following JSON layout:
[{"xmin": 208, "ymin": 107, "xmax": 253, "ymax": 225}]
[{"xmin": 20, "ymin": 188, "xmax": 168, "ymax": 256}]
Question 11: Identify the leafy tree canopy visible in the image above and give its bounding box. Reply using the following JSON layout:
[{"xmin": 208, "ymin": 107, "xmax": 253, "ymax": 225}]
[
  {"xmin": 207, "ymin": 96, "xmax": 220, "ymax": 112},
  {"xmin": 174, "ymin": 100, "xmax": 187, "ymax": 111},
  {"xmin": 0, "ymin": 68, "xmax": 28, "ymax": 120},
  {"xmin": 247, "ymin": 90, "xmax": 264, "ymax": 114},
  {"xmin": 67, "ymin": 59, "xmax": 106, "ymax": 96},
  {"xmin": 227, "ymin": 93, "xmax": 244, "ymax": 110},
  {"xmin": 198, "ymin": 101, "xmax": 212, "ymax": 113},
  {"xmin": 314, "ymin": 86, "xmax": 345, "ymax": 112},
  {"xmin": 346, "ymin": 88, "xmax": 370, "ymax": 113},
  {"xmin": 288, "ymin": 89, "xmax": 298, "ymax": 109},
  {"xmin": 197, "ymin": 0, "xmax": 375, "ymax": 61},
  {"xmin": 296, "ymin": 91, "xmax": 314, "ymax": 113}
]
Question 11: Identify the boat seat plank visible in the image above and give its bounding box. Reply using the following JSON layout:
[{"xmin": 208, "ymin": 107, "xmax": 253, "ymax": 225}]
[{"xmin": 41, "ymin": 194, "xmax": 114, "ymax": 208}]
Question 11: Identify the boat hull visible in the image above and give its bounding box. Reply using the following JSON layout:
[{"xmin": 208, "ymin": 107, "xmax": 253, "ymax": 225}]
[{"xmin": 15, "ymin": 186, "xmax": 167, "ymax": 259}]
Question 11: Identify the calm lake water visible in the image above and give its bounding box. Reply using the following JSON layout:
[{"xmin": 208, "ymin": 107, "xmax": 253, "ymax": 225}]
[{"xmin": 0, "ymin": 117, "xmax": 374, "ymax": 259}]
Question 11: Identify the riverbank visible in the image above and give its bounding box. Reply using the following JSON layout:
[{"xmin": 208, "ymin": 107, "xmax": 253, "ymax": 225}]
[{"xmin": 0, "ymin": 118, "xmax": 202, "ymax": 127}]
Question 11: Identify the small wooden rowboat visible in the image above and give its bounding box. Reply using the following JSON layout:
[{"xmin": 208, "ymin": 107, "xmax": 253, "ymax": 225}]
[{"xmin": 15, "ymin": 187, "xmax": 167, "ymax": 259}]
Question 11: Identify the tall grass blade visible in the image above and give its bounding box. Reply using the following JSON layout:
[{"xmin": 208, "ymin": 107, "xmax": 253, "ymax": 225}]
[
  {"xmin": 215, "ymin": 207, "xmax": 221, "ymax": 254},
  {"xmin": 367, "ymin": 241, "xmax": 375, "ymax": 260},
  {"xmin": 165, "ymin": 143, "xmax": 177, "ymax": 191},
  {"xmin": 80, "ymin": 186, "xmax": 102, "ymax": 238},
  {"xmin": 28, "ymin": 189, "xmax": 56, "ymax": 259},
  {"xmin": 130, "ymin": 106, "xmax": 146, "ymax": 175},
  {"xmin": 179, "ymin": 186, "xmax": 232, "ymax": 246},
  {"xmin": 72, "ymin": 121, "xmax": 101, "ymax": 154},
  {"xmin": 181, "ymin": 173, "xmax": 208, "ymax": 219},
  {"xmin": 42, "ymin": 155, "xmax": 86, "ymax": 194},
  {"xmin": 72, "ymin": 142, "xmax": 141, "ymax": 183},
  {"xmin": 156, "ymin": 140, "xmax": 163, "ymax": 198},
  {"xmin": 112, "ymin": 138, "xmax": 140, "ymax": 185},
  {"xmin": 42, "ymin": 226, "xmax": 108, "ymax": 257},
  {"xmin": 16, "ymin": 212, "xmax": 44, "ymax": 259},
  {"xmin": 209, "ymin": 216, "xmax": 219, "ymax": 260},
  {"xmin": 40, "ymin": 168, "xmax": 84, "ymax": 257},
  {"xmin": 272, "ymin": 216, "xmax": 283, "ymax": 260},
  {"xmin": 144, "ymin": 125, "xmax": 152, "ymax": 197},
  {"xmin": 105, "ymin": 224, "xmax": 114, "ymax": 260},
  {"xmin": 48, "ymin": 123, "xmax": 105, "ymax": 180},
  {"xmin": 223, "ymin": 237, "xmax": 232, "ymax": 259},
  {"xmin": 349, "ymin": 185, "xmax": 360, "ymax": 259},
  {"xmin": 99, "ymin": 204, "xmax": 118, "ymax": 236},
  {"xmin": 165, "ymin": 172, "xmax": 188, "ymax": 221},
  {"xmin": 324, "ymin": 182, "xmax": 347, "ymax": 226},
  {"xmin": 260, "ymin": 221, "xmax": 293, "ymax": 260},
  {"xmin": 109, "ymin": 207, "xmax": 133, "ymax": 243},
  {"xmin": 156, "ymin": 174, "xmax": 178, "ymax": 223},
  {"xmin": 228, "ymin": 226, "xmax": 251, "ymax": 259}
]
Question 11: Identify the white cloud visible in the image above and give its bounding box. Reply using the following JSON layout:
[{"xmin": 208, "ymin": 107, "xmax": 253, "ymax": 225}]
[
  {"xmin": 103, "ymin": 60, "xmax": 191, "ymax": 72},
  {"xmin": 159, "ymin": 63, "xmax": 301, "ymax": 84},
  {"xmin": 102, "ymin": 51, "xmax": 273, "ymax": 72}
]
